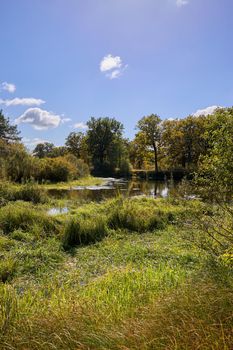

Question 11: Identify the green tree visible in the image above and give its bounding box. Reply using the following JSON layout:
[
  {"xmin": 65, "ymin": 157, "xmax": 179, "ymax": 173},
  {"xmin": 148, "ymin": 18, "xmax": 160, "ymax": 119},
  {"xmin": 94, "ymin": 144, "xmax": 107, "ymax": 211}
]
[
  {"xmin": 137, "ymin": 114, "xmax": 161, "ymax": 173},
  {"xmin": 48, "ymin": 146, "xmax": 67, "ymax": 158},
  {"xmin": 33, "ymin": 143, "xmax": 55, "ymax": 158},
  {"xmin": 65, "ymin": 132, "xmax": 85, "ymax": 158},
  {"xmin": 197, "ymin": 107, "xmax": 233, "ymax": 200},
  {"xmin": 86, "ymin": 117, "xmax": 124, "ymax": 174},
  {"xmin": 129, "ymin": 132, "xmax": 153, "ymax": 169},
  {"xmin": 0, "ymin": 110, "xmax": 21, "ymax": 142},
  {"xmin": 161, "ymin": 116, "xmax": 209, "ymax": 170}
]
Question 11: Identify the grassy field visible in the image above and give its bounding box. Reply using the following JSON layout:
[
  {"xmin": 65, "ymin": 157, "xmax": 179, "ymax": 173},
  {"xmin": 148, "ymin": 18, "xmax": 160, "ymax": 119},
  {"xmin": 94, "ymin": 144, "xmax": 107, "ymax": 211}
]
[{"xmin": 0, "ymin": 185, "xmax": 232, "ymax": 349}]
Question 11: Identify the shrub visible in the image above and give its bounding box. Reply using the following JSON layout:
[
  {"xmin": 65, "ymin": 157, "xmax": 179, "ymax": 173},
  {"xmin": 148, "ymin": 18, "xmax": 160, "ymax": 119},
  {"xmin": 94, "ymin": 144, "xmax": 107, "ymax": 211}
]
[
  {"xmin": 64, "ymin": 154, "xmax": 90, "ymax": 178},
  {"xmin": 62, "ymin": 216, "xmax": 108, "ymax": 249},
  {"xmin": 36, "ymin": 157, "xmax": 74, "ymax": 182}
]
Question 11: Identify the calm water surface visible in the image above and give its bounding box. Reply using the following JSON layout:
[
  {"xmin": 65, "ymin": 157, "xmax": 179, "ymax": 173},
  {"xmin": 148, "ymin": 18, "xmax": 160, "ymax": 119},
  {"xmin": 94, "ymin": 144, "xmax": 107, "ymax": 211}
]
[{"xmin": 48, "ymin": 178, "xmax": 179, "ymax": 202}]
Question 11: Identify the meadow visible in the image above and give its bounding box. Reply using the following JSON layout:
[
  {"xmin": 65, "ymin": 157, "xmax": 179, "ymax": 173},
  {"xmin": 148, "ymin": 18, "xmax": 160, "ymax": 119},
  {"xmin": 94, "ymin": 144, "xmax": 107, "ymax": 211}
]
[{"xmin": 0, "ymin": 181, "xmax": 232, "ymax": 350}]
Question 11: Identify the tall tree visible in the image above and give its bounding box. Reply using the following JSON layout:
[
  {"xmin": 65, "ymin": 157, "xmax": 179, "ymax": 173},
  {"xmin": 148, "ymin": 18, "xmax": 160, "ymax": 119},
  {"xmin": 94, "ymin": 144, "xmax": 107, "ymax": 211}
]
[
  {"xmin": 65, "ymin": 132, "xmax": 85, "ymax": 158},
  {"xmin": 0, "ymin": 110, "xmax": 21, "ymax": 142},
  {"xmin": 86, "ymin": 117, "xmax": 124, "ymax": 174},
  {"xmin": 33, "ymin": 142, "xmax": 55, "ymax": 158},
  {"xmin": 137, "ymin": 114, "xmax": 161, "ymax": 173}
]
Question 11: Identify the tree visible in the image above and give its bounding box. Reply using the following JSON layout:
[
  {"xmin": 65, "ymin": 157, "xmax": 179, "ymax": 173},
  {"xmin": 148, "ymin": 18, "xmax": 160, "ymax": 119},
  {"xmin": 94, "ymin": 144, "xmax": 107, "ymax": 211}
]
[
  {"xmin": 196, "ymin": 107, "xmax": 233, "ymax": 200},
  {"xmin": 137, "ymin": 114, "xmax": 161, "ymax": 173},
  {"xmin": 65, "ymin": 132, "xmax": 85, "ymax": 158},
  {"xmin": 0, "ymin": 110, "xmax": 21, "ymax": 142},
  {"xmin": 48, "ymin": 146, "xmax": 67, "ymax": 158},
  {"xmin": 86, "ymin": 117, "xmax": 124, "ymax": 174},
  {"xmin": 33, "ymin": 142, "xmax": 55, "ymax": 158},
  {"xmin": 129, "ymin": 132, "xmax": 153, "ymax": 169}
]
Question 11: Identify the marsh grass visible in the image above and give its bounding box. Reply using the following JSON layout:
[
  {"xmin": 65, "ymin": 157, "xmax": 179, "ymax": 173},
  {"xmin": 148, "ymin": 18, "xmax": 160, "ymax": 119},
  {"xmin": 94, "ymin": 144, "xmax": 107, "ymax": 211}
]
[
  {"xmin": 62, "ymin": 216, "xmax": 108, "ymax": 249},
  {"xmin": 0, "ymin": 182, "xmax": 47, "ymax": 205},
  {"xmin": 0, "ymin": 202, "xmax": 58, "ymax": 235},
  {"xmin": 0, "ymin": 195, "xmax": 232, "ymax": 349}
]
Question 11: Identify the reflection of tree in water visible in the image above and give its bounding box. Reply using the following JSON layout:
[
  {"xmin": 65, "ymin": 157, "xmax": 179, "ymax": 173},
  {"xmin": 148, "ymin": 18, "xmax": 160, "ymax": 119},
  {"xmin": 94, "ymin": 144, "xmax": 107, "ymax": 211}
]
[{"xmin": 48, "ymin": 179, "xmax": 179, "ymax": 202}]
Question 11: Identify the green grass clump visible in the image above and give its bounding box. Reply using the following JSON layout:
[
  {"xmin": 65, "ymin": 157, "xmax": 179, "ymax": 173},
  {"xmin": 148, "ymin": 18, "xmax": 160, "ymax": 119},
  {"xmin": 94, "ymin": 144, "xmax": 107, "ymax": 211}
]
[
  {"xmin": 0, "ymin": 181, "xmax": 47, "ymax": 205},
  {"xmin": 0, "ymin": 203, "xmax": 58, "ymax": 235},
  {"xmin": 14, "ymin": 183, "xmax": 47, "ymax": 204},
  {"xmin": 62, "ymin": 216, "xmax": 108, "ymax": 249},
  {"xmin": 107, "ymin": 197, "xmax": 177, "ymax": 232},
  {"xmin": 0, "ymin": 258, "xmax": 17, "ymax": 283}
]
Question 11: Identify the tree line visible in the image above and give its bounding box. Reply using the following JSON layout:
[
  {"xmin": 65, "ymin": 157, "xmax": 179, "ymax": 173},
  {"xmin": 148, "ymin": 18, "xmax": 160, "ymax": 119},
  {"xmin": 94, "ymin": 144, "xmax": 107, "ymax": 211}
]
[{"xmin": 0, "ymin": 107, "xmax": 233, "ymax": 184}]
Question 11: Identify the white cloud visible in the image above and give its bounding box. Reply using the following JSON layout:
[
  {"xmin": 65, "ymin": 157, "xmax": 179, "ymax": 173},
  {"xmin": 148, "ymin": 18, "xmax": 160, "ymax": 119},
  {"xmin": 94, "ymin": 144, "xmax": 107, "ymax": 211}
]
[
  {"xmin": 0, "ymin": 97, "xmax": 45, "ymax": 107},
  {"xmin": 193, "ymin": 105, "xmax": 222, "ymax": 117},
  {"xmin": 1, "ymin": 82, "xmax": 16, "ymax": 93},
  {"xmin": 23, "ymin": 137, "xmax": 48, "ymax": 146},
  {"xmin": 61, "ymin": 117, "xmax": 72, "ymax": 124},
  {"xmin": 73, "ymin": 122, "xmax": 88, "ymax": 130},
  {"xmin": 15, "ymin": 108, "xmax": 62, "ymax": 130},
  {"xmin": 100, "ymin": 54, "xmax": 122, "ymax": 72},
  {"xmin": 100, "ymin": 54, "xmax": 128, "ymax": 79},
  {"xmin": 176, "ymin": 0, "xmax": 189, "ymax": 7}
]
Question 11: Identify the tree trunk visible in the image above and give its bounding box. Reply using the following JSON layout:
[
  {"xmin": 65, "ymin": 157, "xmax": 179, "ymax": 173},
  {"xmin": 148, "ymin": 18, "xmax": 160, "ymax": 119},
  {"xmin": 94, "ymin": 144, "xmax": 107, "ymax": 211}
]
[{"xmin": 153, "ymin": 143, "xmax": 158, "ymax": 173}]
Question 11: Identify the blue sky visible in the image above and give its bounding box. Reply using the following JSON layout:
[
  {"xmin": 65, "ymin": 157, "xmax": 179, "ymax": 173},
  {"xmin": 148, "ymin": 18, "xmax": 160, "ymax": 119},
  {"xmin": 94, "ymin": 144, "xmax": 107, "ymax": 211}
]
[{"xmin": 1, "ymin": 0, "xmax": 233, "ymax": 147}]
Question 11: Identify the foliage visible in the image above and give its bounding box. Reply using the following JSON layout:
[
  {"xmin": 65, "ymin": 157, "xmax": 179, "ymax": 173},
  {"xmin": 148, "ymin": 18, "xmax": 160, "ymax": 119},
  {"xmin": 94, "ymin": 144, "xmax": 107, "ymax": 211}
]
[
  {"xmin": 0, "ymin": 110, "xmax": 21, "ymax": 143},
  {"xmin": 35, "ymin": 157, "xmax": 77, "ymax": 182},
  {"xmin": 161, "ymin": 115, "xmax": 209, "ymax": 170},
  {"xmin": 33, "ymin": 142, "xmax": 55, "ymax": 158},
  {"xmin": 65, "ymin": 132, "xmax": 87, "ymax": 159},
  {"xmin": 196, "ymin": 107, "xmax": 233, "ymax": 200},
  {"xmin": 86, "ymin": 117, "xmax": 127, "ymax": 175},
  {"xmin": 136, "ymin": 114, "xmax": 162, "ymax": 172}
]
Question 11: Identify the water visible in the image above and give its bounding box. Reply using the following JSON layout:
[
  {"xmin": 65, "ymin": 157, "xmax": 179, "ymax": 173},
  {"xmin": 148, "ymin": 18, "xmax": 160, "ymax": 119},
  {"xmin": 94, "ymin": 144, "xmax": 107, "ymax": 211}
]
[
  {"xmin": 47, "ymin": 207, "xmax": 69, "ymax": 215},
  {"xmin": 48, "ymin": 178, "xmax": 179, "ymax": 202}
]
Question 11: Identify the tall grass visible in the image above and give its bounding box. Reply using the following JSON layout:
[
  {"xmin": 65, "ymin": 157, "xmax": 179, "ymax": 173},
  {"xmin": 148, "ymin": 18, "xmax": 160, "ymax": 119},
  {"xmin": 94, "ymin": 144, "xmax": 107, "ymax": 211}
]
[
  {"xmin": 62, "ymin": 216, "xmax": 108, "ymax": 249},
  {"xmin": 0, "ymin": 203, "xmax": 58, "ymax": 235},
  {"xmin": 0, "ymin": 182, "xmax": 47, "ymax": 205}
]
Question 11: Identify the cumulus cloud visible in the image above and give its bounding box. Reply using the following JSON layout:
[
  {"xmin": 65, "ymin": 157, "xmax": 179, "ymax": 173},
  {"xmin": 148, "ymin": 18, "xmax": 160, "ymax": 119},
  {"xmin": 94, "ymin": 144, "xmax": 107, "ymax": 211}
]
[
  {"xmin": 73, "ymin": 122, "xmax": 88, "ymax": 130},
  {"xmin": 193, "ymin": 105, "xmax": 222, "ymax": 117},
  {"xmin": 0, "ymin": 97, "xmax": 45, "ymax": 107},
  {"xmin": 100, "ymin": 54, "xmax": 128, "ymax": 79},
  {"xmin": 176, "ymin": 0, "xmax": 189, "ymax": 7},
  {"xmin": 15, "ymin": 108, "xmax": 62, "ymax": 130},
  {"xmin": 1, "ymin": 82, "xmax": 16, "ymax": 93}
]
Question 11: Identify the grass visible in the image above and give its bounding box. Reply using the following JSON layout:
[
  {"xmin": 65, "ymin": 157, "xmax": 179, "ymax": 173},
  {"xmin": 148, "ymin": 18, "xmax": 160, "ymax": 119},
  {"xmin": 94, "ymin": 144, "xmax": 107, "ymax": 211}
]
[
  {"xmin": 38, "ymin": 176, "xmax": 105, "ymax": 190},
  {"xmin": 0, "ymin": 193, "xmax": 232, "ymax": 349}
]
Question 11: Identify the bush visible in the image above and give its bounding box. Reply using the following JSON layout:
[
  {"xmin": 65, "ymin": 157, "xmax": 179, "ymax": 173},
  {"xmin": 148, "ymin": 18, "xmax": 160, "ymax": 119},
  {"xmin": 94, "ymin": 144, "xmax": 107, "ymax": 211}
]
[
  {"xmin": 37, "ymin": 157, "xmax": 74, "ymax": 182},
  {"xmin": 62, "ymin": 216, "xmax": 108, "ymax": 249},
  {"xmin": 36, "ymin": 156, "xmax": 90, "ymax": 182},
  {"xmin": 64, "ymin": 154, "xmax": 90, "ymax": 178}
]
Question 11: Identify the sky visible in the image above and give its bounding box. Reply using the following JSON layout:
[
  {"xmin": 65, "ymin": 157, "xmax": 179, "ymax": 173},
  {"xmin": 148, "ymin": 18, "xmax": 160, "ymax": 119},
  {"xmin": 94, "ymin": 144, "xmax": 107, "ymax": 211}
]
[{"xmin": 1, "ymin": 0, "xmax": 233, "ymax": 148}]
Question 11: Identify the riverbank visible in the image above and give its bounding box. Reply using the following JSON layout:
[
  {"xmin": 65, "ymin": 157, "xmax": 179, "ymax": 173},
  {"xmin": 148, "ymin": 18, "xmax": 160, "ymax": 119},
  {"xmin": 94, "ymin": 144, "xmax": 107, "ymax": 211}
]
[{"xmin": 0, "ymin": 194, "xmax": 232, "ymax": 349}]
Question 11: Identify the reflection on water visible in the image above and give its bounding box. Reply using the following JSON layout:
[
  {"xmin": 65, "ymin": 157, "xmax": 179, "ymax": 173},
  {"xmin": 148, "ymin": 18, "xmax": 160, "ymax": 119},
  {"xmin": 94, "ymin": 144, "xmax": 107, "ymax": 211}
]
[
  {"xmin": 47, "ymin": 207, "xmax": 69, "ymax": 215},
  {"xmin": 48, "ymin": 178, "xmax": 178, "ymax": 202}
]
